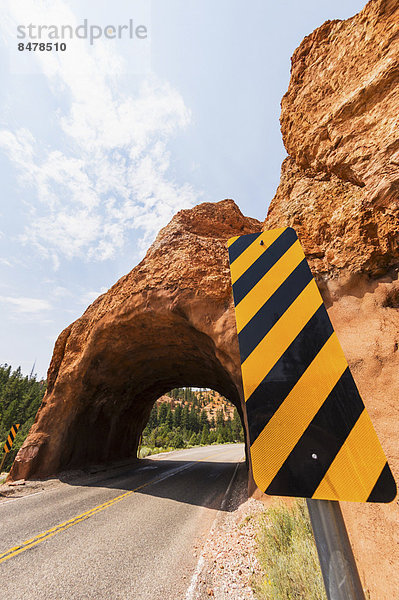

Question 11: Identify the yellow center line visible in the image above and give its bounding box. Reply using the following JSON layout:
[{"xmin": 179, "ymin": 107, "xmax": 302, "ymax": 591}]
[{"xmin": 0, "ymin": 448, "xmax": 238, "ymax": 564}]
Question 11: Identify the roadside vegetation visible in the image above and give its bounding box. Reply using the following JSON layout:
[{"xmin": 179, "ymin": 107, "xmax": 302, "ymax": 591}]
[
  {"xmin": 253, "ymin": 500, "xmax": 326, "ymax": 600},
  {"xmin": 0, "ymin": 364, "xmax": 46, "ymax": 472},
  {"xmin": 139, "ymin": 387, "xmax": 244, "ymax": 457}
]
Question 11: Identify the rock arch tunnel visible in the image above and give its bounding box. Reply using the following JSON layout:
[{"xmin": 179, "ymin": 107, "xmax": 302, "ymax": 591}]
[{"xmin": 10, "ymin": 201, "xmax": 261, "ymax": 483}]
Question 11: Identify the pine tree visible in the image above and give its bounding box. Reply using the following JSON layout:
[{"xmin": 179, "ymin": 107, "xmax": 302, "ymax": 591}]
[
  {"xmin": 0, "ymin": 364, "xmax": 47, "ymax": 471},
  {"xmin": 158, "ymin": 402, "xmax": 168, "ymax": 424},
  {"xmin": 200, "ymin": 426, "xmax": 209, "ymax": 445},
  {"xmin": 181, "ymin": 405, "xmax": 190, "ymax": 430},
  {"xmin": 166, "ymin": 406, "xmax": 173, "ymax": 429},
  {"xmin": 173, "ymin": 403, "xmax": 182, "ymax": 428},
  {"xmin": 200, "ymin": 409, "xmax": 209, "ymax": 429}
]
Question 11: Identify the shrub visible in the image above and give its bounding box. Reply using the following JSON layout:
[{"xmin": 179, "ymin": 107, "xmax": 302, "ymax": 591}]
[{"xmin": 254, "ymin": 500, "xmax": 326, "ymax": 600}]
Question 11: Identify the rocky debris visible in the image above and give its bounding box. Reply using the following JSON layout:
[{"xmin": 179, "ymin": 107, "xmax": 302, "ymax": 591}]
[
  {"xmin": 7, "ymin": 479, "xmax": 25, "ymax": 487},
  {"xmin": 199, "ymin": 498, "xmax": 263, "ymax": 600},
  {"xmin": 191, "ymin": 465, "xmax": 264, "ymax": 600}
]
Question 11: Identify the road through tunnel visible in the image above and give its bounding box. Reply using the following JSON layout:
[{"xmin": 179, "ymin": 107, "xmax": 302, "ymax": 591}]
[
  {"xmin": 57, "ymin": 313, "xmax": 246, "ymax": 470},
  {"xmin": 10, "ymin": 304, "xmax": 249, "ymax": 480}
]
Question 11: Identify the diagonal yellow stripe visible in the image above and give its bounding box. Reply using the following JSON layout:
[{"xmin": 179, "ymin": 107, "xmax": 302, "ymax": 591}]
[
  {"xmin": 10, "ymin": 427, "xmax": 16, "ymax": 438},
  {"xmin": 235, "ymin": 239, "xmax": 304, "ymax": 333},
  {"xmin": 241, "ymin": 278, "xmax": 323, "ymax": 401},
  {"xmin": 229, "ymin": 228, "xmax": 286, "ymax": 284},
  {"xmin": 250, "ymin": 332, "xmax": 348, "ymax": 492},
  {"xmin": 312, "ymin": 409, "xmax": 388, "ymax": 502},
  {"xmin": 227, "ymin": 235, "xmax": 239, "ymax": 248}
]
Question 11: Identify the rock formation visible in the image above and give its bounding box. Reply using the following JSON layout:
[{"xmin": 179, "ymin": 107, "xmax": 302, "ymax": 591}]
[
  {"xmin": 10, "ymin": 1, "xmax": 399, "ymax": 596},
  {"xmin": 10, "ymin": 200, "xmax": 259, "ymax": 479}
]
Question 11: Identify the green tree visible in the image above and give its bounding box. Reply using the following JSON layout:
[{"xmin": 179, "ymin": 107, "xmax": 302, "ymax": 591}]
[
  {"xmin": 173, "ymin": 403, "xmax": 182, "ymax": 428},
  {"xmin": 181, "ymin": 405, "xmax": 190, "ymax": 430},
  {"xmin": 172, "ymin": 431, "xmax": 185, "ymax": 448},
  {"xmin": 216, "ymin": 409, "xmax": 224, "ymax": 428},
  {"xmin": 208, "ymin": 430, "xmax": 217, "ymax": 444},
  {"xmin": 200, "ymin": 409, "xmax": 209, "ymax": 429},
  {"xmin": 189, "ymin": 406, "xmax": 200, "ymax": 433},
  {"xmin": 158, "ymin": 402, "xmax": 168, "ymax": 424},
  {"xmin": 200, "ymin": 426, "xmax": 209, "ymax": 445},
  {"xmin": 165, "ymin": 406, "xmax": 173, "ymax": 429},
  {"xmin": 0, "ymin": 364, "xmax": 47, "ymax": 471}
]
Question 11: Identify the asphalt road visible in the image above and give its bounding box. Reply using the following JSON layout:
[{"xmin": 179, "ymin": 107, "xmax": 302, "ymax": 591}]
[{"xmin": 0, "ymin": 444, "xmax": 245, "ymax": 600}]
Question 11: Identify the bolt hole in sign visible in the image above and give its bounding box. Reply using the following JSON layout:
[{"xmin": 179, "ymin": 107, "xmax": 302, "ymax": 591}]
[{"xmin": 228, "ymin": 227, "xmax": 396, "ymax": 502}]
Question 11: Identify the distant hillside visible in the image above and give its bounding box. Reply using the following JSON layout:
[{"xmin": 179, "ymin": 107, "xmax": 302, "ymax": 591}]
[
  {"xmin": 141, "ymin": 387, "xmax": 244, "ymax": 453},
  {"xmin": 156, "ymin": 388, "xmax": 235, "ymax": 422}
]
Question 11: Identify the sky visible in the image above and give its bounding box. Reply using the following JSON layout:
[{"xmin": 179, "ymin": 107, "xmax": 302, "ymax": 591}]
[{"xmin": 0, "ymin": 0, "xmax": 366, "ymax": 378}]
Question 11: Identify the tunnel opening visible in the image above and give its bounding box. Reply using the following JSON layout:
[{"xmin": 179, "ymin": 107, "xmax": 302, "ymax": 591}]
[{"xmin": 139, "ymin": 387, "xmax": 246, "ymax": 457}]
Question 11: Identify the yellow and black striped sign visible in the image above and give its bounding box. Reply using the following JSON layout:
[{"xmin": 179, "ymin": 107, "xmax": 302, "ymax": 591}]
[
  {"xmin": 228, "ymin": 227, "xmax": 396, "ymax": 503},
  {"xmin": 3, "ymin": 424, "xmax": 20, "ymax": 453}
]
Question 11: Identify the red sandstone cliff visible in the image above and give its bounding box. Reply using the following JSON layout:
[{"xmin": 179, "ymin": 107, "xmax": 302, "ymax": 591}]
[{"xmin": 265, "ymin": 2, "xmax": 399, "ymax": 597}]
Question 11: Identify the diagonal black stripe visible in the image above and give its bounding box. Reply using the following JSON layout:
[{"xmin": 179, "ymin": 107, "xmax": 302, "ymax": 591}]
[
  {"xmin": 232, "ymin": 227, "xmax": 297, "ymax": 305},
  {"xmin": 246, "ymin": 304, "xmax": 333, "ymax": 445},
  {"xmin": 264, "ymin": 368, "xmax": 365, "ymax": 498},
  {"xmin": 238, "ymin": 258, "xmax": 313, "ymax": 363},
  {"xmin": 4, "ymin": 441, "xmax": 11, "ymax": 452},
  {"xmin": 367, "ymin": 462, "xmax": 397, "ymax": 503},
  {"xmin": 228, "ymin": 233, "xmax": 261, "ymax": 264}
]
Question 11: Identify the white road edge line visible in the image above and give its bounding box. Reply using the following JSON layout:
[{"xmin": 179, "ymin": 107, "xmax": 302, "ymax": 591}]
[
  {"xmin": 0, "ymin": 489, "xmax": 46, "ymax": 505},
  {"xmin": 185, "ymin": 458, "xmax": 243, "ymax": 600}
]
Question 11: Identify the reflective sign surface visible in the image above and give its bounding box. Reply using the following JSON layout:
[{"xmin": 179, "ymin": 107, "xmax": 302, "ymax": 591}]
[{"xmin": 228, "ymin": 228, "xmax": 396, "ymax": 503}]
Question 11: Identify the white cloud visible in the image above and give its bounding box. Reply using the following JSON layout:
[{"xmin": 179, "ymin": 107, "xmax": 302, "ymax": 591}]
[
  {"xmin": 80, "ymin": 287, "xmax": 108, "ymax": 305},
  {"xmin": 0, "ymin": 258, "xmax": 12, "ymax": 267},
  {"xmin": 51, "ymin": 286, "xmax": 72, "ymax": 298},
  {"xmin": 0, "ymin": 0, "xmax": 199, "ymax": 266},
  {"xmin": 0, "ymin": 295, "xmax": 52, "ymax": 313}
]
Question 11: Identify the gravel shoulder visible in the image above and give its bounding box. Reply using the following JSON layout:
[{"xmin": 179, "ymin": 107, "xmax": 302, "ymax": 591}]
[{"xmin": 191, "ymin": 462, "xmax": 265, "ymax": 600}]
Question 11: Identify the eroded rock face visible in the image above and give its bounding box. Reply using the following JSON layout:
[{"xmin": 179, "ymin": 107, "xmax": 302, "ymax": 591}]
[
  {"xmin": 10, "ymin": 201, "xmax": 260, "ymax": 480},
  {"xmin": 266, "ymin": 157, "xmax": 399, "ymax": 283},
  {"xmin": 280, "ymin": 0, "xmax": 399, "ymax": 210},
  {"xmin": 267, "ymin": 0, "xmax": 399, "ymax": 287}
]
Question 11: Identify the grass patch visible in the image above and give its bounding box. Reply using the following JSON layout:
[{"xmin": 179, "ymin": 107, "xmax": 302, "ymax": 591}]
[
  {"xmin": 253, "ymin": 500, "xmax": 326, "ymax": 600},
  {"xmin": 138, "ymin": 445, "xmax": 177, "ymax": 458}
]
